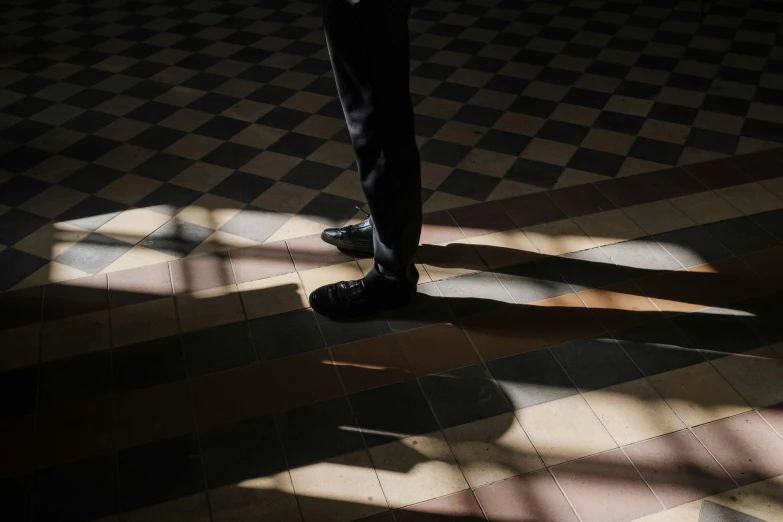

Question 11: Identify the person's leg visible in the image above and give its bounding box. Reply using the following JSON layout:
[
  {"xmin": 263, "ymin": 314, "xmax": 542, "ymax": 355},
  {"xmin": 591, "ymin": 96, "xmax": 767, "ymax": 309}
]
[{"xmin": 311, "ymin": 0, "xmax": 421, "ymax": 318}]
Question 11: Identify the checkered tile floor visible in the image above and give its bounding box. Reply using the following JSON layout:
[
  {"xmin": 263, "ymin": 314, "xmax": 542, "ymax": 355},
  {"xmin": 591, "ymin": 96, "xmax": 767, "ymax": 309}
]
[
  {"xmin": 2, "ymin": 147, "xmax": 783, "ymax": 521},
  {"xmin": 2, "ymin": 0, "xmax": 783, "ymax": 291}
]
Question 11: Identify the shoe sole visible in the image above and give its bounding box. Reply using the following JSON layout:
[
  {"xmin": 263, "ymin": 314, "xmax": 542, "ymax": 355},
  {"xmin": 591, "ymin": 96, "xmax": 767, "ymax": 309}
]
[{"xmin": 320, "ymin": 231, "xmax": 374, "ymax": 254}]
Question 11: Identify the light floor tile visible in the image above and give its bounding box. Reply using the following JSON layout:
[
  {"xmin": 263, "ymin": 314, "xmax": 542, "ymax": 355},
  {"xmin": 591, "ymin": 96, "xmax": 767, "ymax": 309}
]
[
  {"xmin": 176, "ymin": 194, "xmax": 245, "ymax": 230},
  {"xmin": 422, "ymin": 192, "xmax": 476, "ymax": 213},
  {"xmin": 239, "ymin": 272, "xmax": 308, "ymax": 320},
  {"xmin": 670, "ymin": 192, "xmax": 744, "ymax": 225},
  {"xmin": 716, "ymin": 182, "xmax": 783, "ymax": 216},
  {"xmin": 19, "ymin": 185, "xmax": 87, "ymax": 219},
  {"xmin": 96, "ymin": 173, "xmax": 161, "ymax": 206},
  {"xmin": 522, "ymin": 219, "xmax": 597, "ymax": 256},
  {"xmin": 290, "ymin": 450, "xmax": 388, "ymax": 522},
  {"xmin": 99, "ymin": 245, "xmax": 178, "ymax": 273},
  {"xmin": 13, "ymin": 262, "xmax": 89, "ymax": 289},
  {"xmin": 583, "ymin": 378, "xmax": 685, "ymax": 446},
  {"xmin": 706, "ymin": 475, "xmax": 783, "ymax": 521},
  {"xmin": 187, "ymin": 231, "xmax": 259, "ymax": 257},
  {"xmin": 266, "ymin": 215, "xmax": 325, "ymax": 243},
  {"xmin": 467, "ymin": 229, "xmax": 541, "ymax": 269},
  {"xmin": 444, "ymin": 412, "xmax": 545, "ymax": 488},
  {"xmin": 761, "ymin": 177, "xmax": 783, "ymax": 199},
  {"xmin": 629, "ymin": 501, "xmax": 701, "ymax": 522},
  {"xmin": 574, "ymin": 209, "xmax": 646, "ymax": 247},
  {"xmin": 14, "ymin": 222, "xmax": 90, "ymax": 260},
  {"xmin": 515, "ymin": 394, "xmax": 617, "ymax": 467},
  {"xmin": 370, "ymin": 432, "xmax": 469, "ymax": 509},
  {"xmin": 622, "ymin": 201, "xmax": 696, "ymax": 236},
  {"xmin": 299, "ymin": 261, "xmax": 364, "ymax": 296},
  {"xmin": 648, "ymin": 362, "xmax": 751, "ymax": 427},
  {"xmin": 96, "ymin": 208, "xmax": 170, "ymax": 244},
  {"xmin": 710, "ymin": 347, "xmax": 783, "ymax": 408},
  {"xmin": 210, "ymin": 473, "xmax": 302, "ymax": 522}
]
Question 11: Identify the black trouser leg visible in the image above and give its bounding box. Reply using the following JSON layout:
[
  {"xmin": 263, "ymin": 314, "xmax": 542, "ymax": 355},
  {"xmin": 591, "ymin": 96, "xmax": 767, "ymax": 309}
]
[{"xmin": 322, "ymin": 0, "xmax": 422, "ymax": 290}]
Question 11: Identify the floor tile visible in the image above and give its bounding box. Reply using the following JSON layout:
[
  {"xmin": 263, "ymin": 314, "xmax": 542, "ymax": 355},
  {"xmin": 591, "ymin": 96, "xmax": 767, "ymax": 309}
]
[
  {"xmin": 396, "ymin": 323, "xmax": 480, "ymax": 377},
  {"xmin": 698, "ymin": 501, "xmax": 766, "ymax": 522},
  {"xmin": 370, "ymin": 431, "xmax": 469, "ymax": 509},
  {"xmin": 704, "ymin": 216, "xmax": 781, "ymax": 255},
  {"xmin": 114, "ymin": 380, "xmax": 194, "ymax": 450},
  {"xmin": 443, "ymin": 412, "xmax": 544, "ymax": 488},
  {"xmin": 41, "ymin": 309, "xmax": 112, "ymax": 362},
  {"xmin": 169, "ymin": 254, "xmax": 235, "ymax": 295},
  {"xmin": 420, "ymin": 363, "xmax": 510, "ymax": 429},
  {"xmin": 436, "ymin": 270, "xmax": 514, "ymax": 318},
  {"xmin": 175, "ymin": 284, "xmax": 246, "ymax": 333},
  {"xmin": 140, "ymin": 219, "xmax": 216, "ymax": 258},
  {"xmin": 277, "ymin": 396, "xmax": 366, "ymax": 469},
  {"xmin": 0, "ymin": 475, "xmax": 32, "ymax": 522},
  {"xmin": 34, "ymin": 398, "xmax": 115, "ymax": 467},
  {"xmin": 522, "ymin": 218, "xmax": 598, "ymax": 256},
  {"xmin": 107, "ymin": 262, "xmax": 172, "ymax": 308},
  {"xmin": 118, "ymin": 433, "xmax": 205, "ymax": 511},
  {"xmin": 229, "ymin": 241, "xmax": 295, "ymax": 284},
  {"xmin": 671, "ymin": 192, "xmax": 744, "ymax": 226},
  {"xmin": 182, "ymin": 321, "xmax": 256, "ymax": 377},
  {"xmin": 613, "ymin": 320, "xmax": 705, "ymax": 376},
  {"xmin": 122, "ymin": 494, "xmax": 210, "ymax": 522},
  {"xmin": 710, "ymin": 347, "xmax": 783, "ymax": 408},
  {"xmin": 396, "ymin": 490, "xmax": 485, "ymax": 521},
  {"xmin": 693, "ymin": 411, "xmax": 783, "ymax": 487},
  {"xmin": 209, "ymin": 474, "xmax": 301, "ymax": 522},
  {"xmin": 290, "ymin": 449, "xmax": 389, "ymax": 522},
  {"xmin": 349, "ymin": 380, "xmax": 439, "ymax": 449},
  {"xmin": 654, "ymin": 226, "xmax": 732, "ymax": 268},
  {"xmin": 43, "ymin": 273, "xmax": 108, "ymax": 321},
  {"xmin": 239, "ymin": 272, "xmax": 309, "ymax": 320},
  {"xmin": 0, "ymin": 323, "xmax": 40, "ymax": 373},
  {"xmin": 110, "ymin": 297, "xmax": 179, "ymax": 348},
  {"xmin": 552, "ymin": 448, "xmax": 663, "ymax": 522},
  {"xmin": 55, "ymin": 232, "xmax": 133, "ymax": 274},
  {"xmin": 717, "ymin": 182, "xmax": 783, "ymax": 216},
  {"xmin": 623, "ymin": 200, "xmax": 697, "ymax": 236},
  {"xmin": 672, "ymin": 310, "xmax": 764, "ymax": 359},
  {"xmin": 495, "ymin": 258, "xmax": 574, "ymax": 304},
  {"xmin": 38, "ymin": 349, "xmax": 112, "ymax": 410},
  {"xmin": 475, "ymin": 469, "xmax": 578, "ymax": 522},
  {"xmin": 550, "ymin": 337, "xmax": 644, "ymax": 392},
  {"xmin": 584, "ymin": 377, "xmax": 686, "ymax": 445},
  {"xmin": 600, "ymin": 238, "xmax": 682, "ymax": 272},
  {"xmin": 33, "ymin": 453, "xmax": 119, "ymax": 522},
  {"xmin": 113, "ymin": 335, "xmax": 185, "ymax": 393},
  {"xmin": 331, "ymin": 335, "xmax": 414, "ymax": 394},
  {"xmin": 250, "ymin": 309, "xmax": 324, "ymax": 362},
  {"xmin": 467, "ymin": 229, "xmax": 540, "ymax": 270},
  {"xmin": 286, "ymin": 234, "xmax": 353, "ymax": 272},
  {"xmin": 574, "ymin": 208, "xmax": 647, "ymax": 247},
  {"xmin": 625, "ymin": 429, "xmax": 736, "ymax": 508}
]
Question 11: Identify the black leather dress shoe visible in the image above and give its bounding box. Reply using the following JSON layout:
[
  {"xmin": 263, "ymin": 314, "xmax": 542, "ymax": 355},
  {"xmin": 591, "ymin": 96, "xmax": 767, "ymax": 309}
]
[
  {"xmin": 321, "ymin": 217, "xmax": 374, "ymax": 253},
  {"xmin": 309, "ymin": 278, "xmax": 414, "ymax": 320}
]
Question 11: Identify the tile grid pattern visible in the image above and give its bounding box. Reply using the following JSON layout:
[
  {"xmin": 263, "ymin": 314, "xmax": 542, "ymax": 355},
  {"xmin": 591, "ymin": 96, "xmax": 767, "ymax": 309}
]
[
  {"xmin": 2, "ymin": 155, "xmax": 783, "ymax": 520},
  {"xmin": 3, "ymin": 0, "xmax": 783, "ymax": 290}
]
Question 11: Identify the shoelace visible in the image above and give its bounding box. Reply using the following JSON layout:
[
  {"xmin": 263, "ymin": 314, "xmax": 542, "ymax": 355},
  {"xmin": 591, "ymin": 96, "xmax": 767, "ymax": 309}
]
[{"xmin": 355, "ymin": 206, "xmax": 369, "ymax": 219}]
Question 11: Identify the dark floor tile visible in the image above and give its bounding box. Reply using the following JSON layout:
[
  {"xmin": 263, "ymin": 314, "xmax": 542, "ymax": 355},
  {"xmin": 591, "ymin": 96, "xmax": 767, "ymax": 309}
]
[
  {"xmin": 202, "ymin": 143, "xmax": 263, "ymax": 171},
  {"xmin": 648, "ymin": 102, "xmax": 699, "ymax": 125},
  {"xmin": 55, "ymin": 233, "xmax": 133, "ymax": 274},
  {"xmin": 698, "ymin": 501, "xmax": 765, "ymax": 522},
  {"xmin": 182, "ymin": 322, "xmax": 256, "ymax": 377},
  {"xmin": 431, "ymin": 82, "xmax": 479, "ymax": 103},
  {"xmin": 568, "ymin": 147, "xmax": 626, "ymax": 177},
  {"xmin": 496, "ymin": 259, "xmax": 574, "ymax": 304},
  {"xmin": 396, "ymin": 490, "xmax": 486, "ymax": 521},
  {"xmin": 282, "ymin": 160, "xmax": 343, "ymax": 191},
  {"xmin": 139, "ymin": 219, "xmax": 214, "ymax": 258},
  {"xmin": 249, "ymin": 309, "xmax": 325, "ymax": 361},
  {"xmin": 219, "ymin": 207, "xmax": 290, "ymax": 244},
  {"xmin": 613, "ymin": 320, "xmax": 705, "ymax": 376},
  {"xmin": 639, "ymin": 167, "xmax": 707, "ymax": 198},
  {"xmin": 118, "ymin": 434, "xmax": 205, "ymax": 511},
  {"xmin": 420, "ymin": 364, "xmax": 510, "ymax": 429},
  {"xmin": 686, "ymin": 159, "xmax": 753, "ymax": 190},
  {"xmin": 0, "ymin": 209, "xmax": 48, "ymax": 245},
  {"xmin": 628, "ymin": 137, "xmax": 684, "ymax": 165},
  {"xmin": 420, "ymin": 139, "xmax": 472, "ymax": 167},
  {"xmin": 61, "ymin": 164, "xmax": 124, "ymax": 194},
  {"xmin": 257, "ymin": 107, "xmax": 310, "ymax": 130},
  {"xmin": 484, "ymin": 74, "xmax": 529, "ymax": 95},
  {"xmin": 0, "ymin": 366, "xmax": 37, "ymax": 420},
  {"xmin": 0, "ymin": 147, "xmax": 51, "ymax": 174},
  {"xmin": 349, "ymin": 380, "xmax": 439, "ymax": 448},
  {"xmin": 129, "ymin": 126, "xmax": 186, "ymax": 151},
  {"xmin": 134, "ymin": 153, "xmax": 194, "ymax": 182},
  {"xmin": 438, "ymin": 170, "xmax": 500, "ymax": 201},
  {"xmin": 0, "ymin": 176, "xmax": 50, "ymax": 206},
  {"xmin": 1, "ymin": 120, "xmax": 53, "ymax": 145},
  {"xmin": 56, "ymin": 196, "xmax": 126, "ymax": 230},
  {"xmin": 300, "ymin": 192, "xmax": 362, "ymax": 227},
  {"xmin": 562, "ymin": 87, "xmax": 611, "ymax": 109},
  {"xmin": 735, "ymin": 293, "xmax": 783, "ymax": 344},
  {"xmin": 0, "ymin": 286, "xmax": 42, "ymax": 330},
  {"xmin": 509, "ymin": 95, "xmax": 558, "ymax": 118},
  {"xmin": 593, "ymin": 111, "xmax": 646, "ymax": 135},
  {"xmin": 654, "ymin": 227, "xmax": 732, "ymax": 267},
  {"xmin": 742, "ymin": 118, "xmax": 783, "ymax": 143},
  {"xmin": 136, "ymin": 182, "xmax": 201, "ymax": 216},
  {"xmin": 673, "ymin": 310, "xmax": 765, "ymax": 359},
  {"xmin": 188, "ymin": 93, "xmax": 240, "ymax": 115},
  {"xmin": 126, "ymin": 101, "xmax": 179, "ymax": 124},
  {"xmin": 600, "ymin": 238, "xmax": 682, "ymax": 271},
  {"xmin": 0, "ymin": 248, "xmax": 48, "ymax": 292},
  {"xmin": 704, "ymin": 216, "xmax": 780, "ymax": 255},
  {"xmin": 453, "ymin": 104, "xmax": 504, "ymax": 127},
  {"xmin": 486, "ymin": 349, "xmax": 578, "ymax": 410},
  {"xmin": 550, "ymin": 337, "xmax": 643, "ymax": 391},
  {"xmin": 476, "ymin": 129, "xmax": 531, "ymax": 156},
  {"xmin": 33, "ymin": 453, "xmax": 118, "ymax": 522},
  {"xmin": 504, "ymin": 157, "xmax": 564, "ymax": 189},
  {"xmin": 247, "ymin": 85, "xmax": 297, "ymax": 105},
  {"xmin": 594, "ymin": 175, "xmax": 662, "ymax": 208},
  {"xmin": 113, "ymin": 336, "xmax": 186, "ymax": 393},
  {"xmin": 475, "ymin": 468, "xmax": 577, "ymax": 522},
  {"xmin": 702, "ymin": 94, "xmax": 751, "ymax": 117},
  {"xmin": 38, "ymin": 350, "xmax": 113, "ymax": 410},
  {"xmin": 0, "ymin": 475, "xmax": 31, "ymax": 522},
  {"xmin": 61, "ymin": 135, "xmax": 121, "ymax": 162},
  {"xmin": 193, "ymin": 115, "xmax": 250, "ymax": 140},
  {"xmin": 277, "ymin": 396, "xmax": 366, "ymax": 468},
  {"xmin": 751, "ymin": 209, "xmax": 783, "ymax": 241},
  {"xmin": 317, "ymin": 314, "xmax": 392, "ymax": 347},
  {"xmin": 686, "ymin": 128, "xmax": 740, "ymax": 155},
  {"xmin": 537, "ymin": 120, "xmax": 590, "ymax": 146},
  {"xmin": 268, "ymin": 132, "xmax": 326, "ymax": 158},
  {"xmin": 437, "ymin": 271, "xmax": 514, "ymax": 318},
  {"xmin": 449, "ymin": 201, "xmax": 516, "ymax": 237},
  {"xmin": 499, "ymin": 192, "xmax": 567, "ymax": 228}
]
